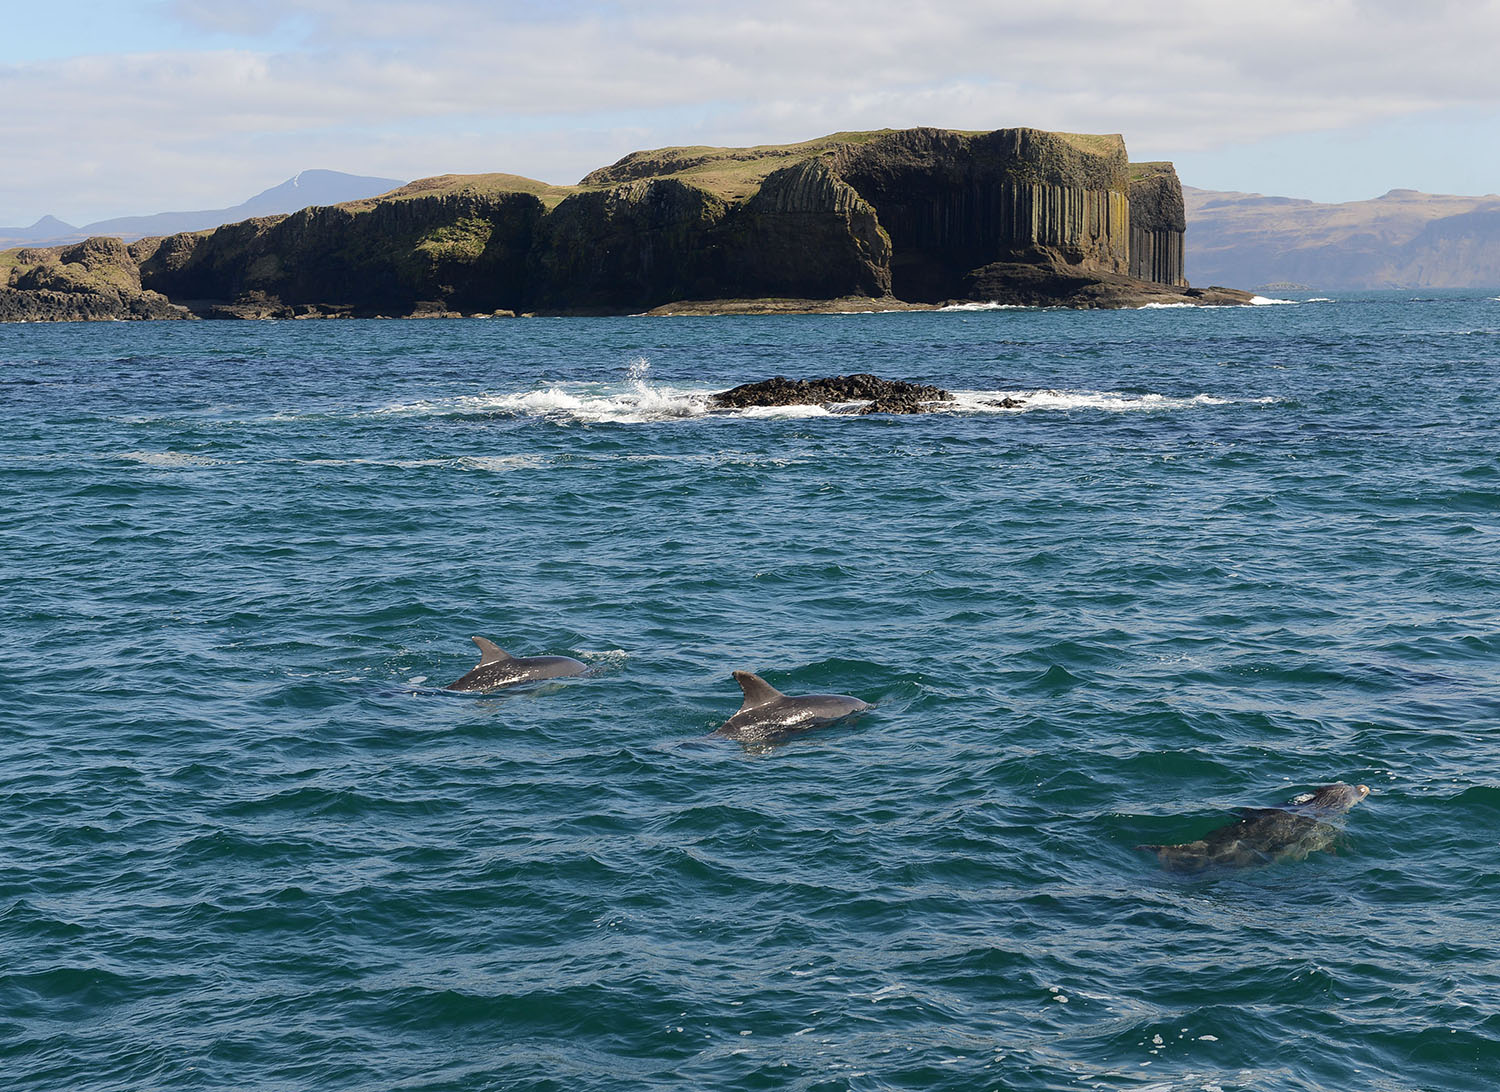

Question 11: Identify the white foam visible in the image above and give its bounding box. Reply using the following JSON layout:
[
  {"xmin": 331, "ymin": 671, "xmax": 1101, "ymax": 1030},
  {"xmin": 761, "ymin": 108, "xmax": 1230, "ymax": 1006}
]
[
  {"xmin": 378, "ymin": 383, "xmax": 713, "ymax": 425},
  {"xmin": 1306, "ymin": 297, "xmax": 1335, "ymax": 303},
  {"xmin": 946, "ymin": 388, "xmax": 1262, "ymax": 414},
  {"xmin": 1137, "ymin": 301, "xmax": 1197, "ymax": 310},
  {"xmin": 370, "ymin": 361, "xmax": 1272, "ymax": 425},
  {"xmin": 116, "ymin": 450, "xmax": 228, "ymax": 468},
  {"xmin": 456, "ymin": 455, "xmax": 552, "ymax": 472},
  {"xmin": 578, "ymin": 649, "xmax": 629, "ymax": 665},
  {"xmin": 938, "ymin": 301, "xmax": 1029, "ymax": 311},
  {"xmin": 1249, "ymin": 295, "xmax": 1297, "ymax": 305}
]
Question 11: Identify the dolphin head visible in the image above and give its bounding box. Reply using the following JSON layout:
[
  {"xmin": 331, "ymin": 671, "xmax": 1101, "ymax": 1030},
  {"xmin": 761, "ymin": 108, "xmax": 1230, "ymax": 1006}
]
[{"xmin": 1290, "ymin": 782, "xmax": 1370, "ymax": 813}]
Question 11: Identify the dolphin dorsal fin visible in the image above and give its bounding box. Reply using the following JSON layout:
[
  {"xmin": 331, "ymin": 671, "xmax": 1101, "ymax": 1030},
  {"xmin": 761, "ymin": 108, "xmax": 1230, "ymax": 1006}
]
[
  {"xmin": 733, "ymin": 670, "xmax": 785, "ymax": 711},
  {"xmin": 471, "ymin": 637, "xmax": 517, "ymax": 665}
]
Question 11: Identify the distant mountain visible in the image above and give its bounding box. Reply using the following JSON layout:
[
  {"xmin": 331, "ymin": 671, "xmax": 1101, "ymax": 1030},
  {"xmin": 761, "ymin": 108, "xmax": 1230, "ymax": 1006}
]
[
  {"xmin": 1185, "ymin": 186, "xmax": 1500, "ymax": 290},
  {"xmin": 0, "ymin": 215, "xmax": 80, "ymax": 244},
  {"xmin": 0, "ymin": 170, "xmax": 406, "ymax": 249}
]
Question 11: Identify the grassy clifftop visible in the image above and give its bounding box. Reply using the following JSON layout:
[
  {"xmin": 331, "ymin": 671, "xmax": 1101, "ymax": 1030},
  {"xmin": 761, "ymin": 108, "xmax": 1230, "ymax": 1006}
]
[{"xmin": 334, "ymin": 127, "xmax": 1129, "ymax": 211}]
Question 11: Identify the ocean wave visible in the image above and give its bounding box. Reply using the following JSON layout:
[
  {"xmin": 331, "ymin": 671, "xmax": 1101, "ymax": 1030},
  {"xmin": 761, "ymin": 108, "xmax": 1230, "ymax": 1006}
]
[
  {"xmin": 115, "ymin": 450, "xmax": 233, "ymax": 468},
  {"xmin": 370, "ymin": 382, "xmax": 1273, "ymax": 424},
  {"xmin": 360, "ymin": 360, "xmax": 1276, "ymax": 425},
  {"xmin": 938, "ymin": 301, "xmax": 1030, "ymax": 312},
  {"xmin": 1249, "ymin": 295, "xmax": 1298, "ymax": 305}
]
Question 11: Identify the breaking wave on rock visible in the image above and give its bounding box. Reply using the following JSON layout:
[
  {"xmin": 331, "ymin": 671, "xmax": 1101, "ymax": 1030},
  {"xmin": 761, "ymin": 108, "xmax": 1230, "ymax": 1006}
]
[{"xmin": 374, "ymin": 380, "xmax": 1274, "ymax": 426}]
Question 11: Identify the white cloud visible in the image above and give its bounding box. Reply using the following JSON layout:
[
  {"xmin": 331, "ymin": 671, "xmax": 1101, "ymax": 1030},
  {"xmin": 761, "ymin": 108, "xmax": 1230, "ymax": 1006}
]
[{"xmin": 6, "ymin": 0, "xmax": 1500, "ymax": 222}]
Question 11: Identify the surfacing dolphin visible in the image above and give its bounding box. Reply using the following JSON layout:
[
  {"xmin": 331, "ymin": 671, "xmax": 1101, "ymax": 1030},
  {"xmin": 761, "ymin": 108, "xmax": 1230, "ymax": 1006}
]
[
  {"xmin": 1139, "ymin": 782, "xmax": 1370, "ymax": 873},
  {"xmin": 713, "ymin": 670, "xmax": 872, "ymax": 745},
  {"xmin": 444, "ymin": 636, "xmax": 587, "ymax": 692}
]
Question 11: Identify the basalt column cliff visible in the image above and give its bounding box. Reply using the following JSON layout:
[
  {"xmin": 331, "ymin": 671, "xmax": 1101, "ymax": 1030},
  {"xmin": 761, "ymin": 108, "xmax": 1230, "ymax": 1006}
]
[{"xmin": 1, "ymin": 127, "xmax": 1246, "ymax": 321}]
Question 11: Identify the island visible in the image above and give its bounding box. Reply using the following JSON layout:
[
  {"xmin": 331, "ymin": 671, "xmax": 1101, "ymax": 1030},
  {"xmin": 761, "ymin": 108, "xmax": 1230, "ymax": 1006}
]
[{"xmin": 0, "ymin": 127, "xmax": 1253, "ymax": 322}]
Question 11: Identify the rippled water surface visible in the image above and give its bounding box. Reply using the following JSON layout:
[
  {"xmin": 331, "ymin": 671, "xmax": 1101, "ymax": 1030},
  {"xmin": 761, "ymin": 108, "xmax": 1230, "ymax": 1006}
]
[{"xmin": 4, "ymin": 297, "xmax": 1499, "ymax": 1091}]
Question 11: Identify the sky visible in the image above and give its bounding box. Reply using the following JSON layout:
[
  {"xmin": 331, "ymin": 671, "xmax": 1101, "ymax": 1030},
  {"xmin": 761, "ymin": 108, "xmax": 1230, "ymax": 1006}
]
[{"xmin": 6, "ymin": 0, "xmax": 1500, "ymax": 225}]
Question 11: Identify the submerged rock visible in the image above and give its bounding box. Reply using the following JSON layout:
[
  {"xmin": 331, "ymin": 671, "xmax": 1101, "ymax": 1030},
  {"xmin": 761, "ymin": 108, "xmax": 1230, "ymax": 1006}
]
[{"xmin": 711, "ymin": 373, "xmax": 954, "ymax": 414}]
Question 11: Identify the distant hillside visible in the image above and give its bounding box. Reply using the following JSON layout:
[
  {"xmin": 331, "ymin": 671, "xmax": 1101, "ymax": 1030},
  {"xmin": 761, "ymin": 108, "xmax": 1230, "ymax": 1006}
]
[
  {"xmin": 0, "ymin": 170, "xmax": 406, "ymax": 249},
  {"xmin": 1185, "ymin": 186, "xmax": 1500, "ymax": 290}
]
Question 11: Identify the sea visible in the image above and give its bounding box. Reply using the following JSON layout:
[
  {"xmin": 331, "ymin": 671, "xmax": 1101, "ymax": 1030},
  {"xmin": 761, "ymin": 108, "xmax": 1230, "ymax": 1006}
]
[{"xmin": 3, "ymin": 293, "xmax": 1498, "ymax": 1092}]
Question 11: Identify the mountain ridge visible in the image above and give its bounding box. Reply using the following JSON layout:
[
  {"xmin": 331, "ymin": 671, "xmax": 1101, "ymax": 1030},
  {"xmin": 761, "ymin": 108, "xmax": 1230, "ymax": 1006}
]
[
  {"xmin": 1185, "ymin": 185, "xmax": 1500, "ymax": 289},
  {"xmin": 0, "ymin": 170, "xmax": 407, "ymax": 249}
]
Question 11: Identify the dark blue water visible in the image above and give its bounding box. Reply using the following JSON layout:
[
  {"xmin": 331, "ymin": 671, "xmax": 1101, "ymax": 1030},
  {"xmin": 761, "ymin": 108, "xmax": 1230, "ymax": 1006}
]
[{"xmin": 4, "ymin": 296, "xmax": 1499, "ymax": 1091}]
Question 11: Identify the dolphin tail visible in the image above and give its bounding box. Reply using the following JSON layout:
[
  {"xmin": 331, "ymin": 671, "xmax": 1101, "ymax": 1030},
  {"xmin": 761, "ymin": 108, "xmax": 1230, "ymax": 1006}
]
[
  {"xmin": 471, "ymin": 636, "xmax": 517, "ymax": 666},
  {"xmin": 732, "ymin": 670, "xmax": 786, "ymax": 712}
]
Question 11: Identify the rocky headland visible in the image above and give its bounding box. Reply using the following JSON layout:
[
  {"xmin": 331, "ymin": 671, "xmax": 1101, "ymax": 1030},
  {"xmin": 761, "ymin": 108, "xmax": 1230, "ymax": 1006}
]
[{"xmin": 2, "ymin": 127, "xmax": 1253, "ymax": 321}]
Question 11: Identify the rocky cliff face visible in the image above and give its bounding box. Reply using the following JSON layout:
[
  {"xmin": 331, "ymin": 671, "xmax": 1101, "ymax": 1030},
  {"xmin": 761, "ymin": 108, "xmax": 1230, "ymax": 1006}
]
[
  {"xmin": 0, "ymin": 237, "xmax": 184, "ymax": 321},
  {"xmin": 138, "ymin": 192, "xmax": 542, "ymax": 315},
  {"xmin": 832, "ymin": 128, "xmax": 1133, "ymax": 301},
  {"xmin": 1128, "ymin": 163, "xmax": 1186, "ymax": 286},
  {"xmin": 5, "ymin": 127, "xmax": 1218, "ymax": 320}
]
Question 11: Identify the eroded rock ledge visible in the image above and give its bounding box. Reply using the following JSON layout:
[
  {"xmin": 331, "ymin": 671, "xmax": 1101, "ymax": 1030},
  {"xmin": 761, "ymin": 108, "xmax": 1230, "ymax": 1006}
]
[{"xmin": 712, "ymin": 374, "xmax": 955, "ymax": 414}]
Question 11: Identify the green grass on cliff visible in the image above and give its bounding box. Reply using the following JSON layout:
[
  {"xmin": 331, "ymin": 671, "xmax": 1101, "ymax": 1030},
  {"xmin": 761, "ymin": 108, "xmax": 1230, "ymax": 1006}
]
[
  {"xmin": 416, "ymin": 217, "xmax": 494, "ymax": 261},
  {"xmin": 361, "ymin": 128, "xmax": 1131, "ymax": 212},
  {"xmin": 1130, "ymin": 161, "xmax": 1178, "ymax": 179},
  {"xmin": 341, "ymin": 173, "xmax": 578, "ymax": 211}
]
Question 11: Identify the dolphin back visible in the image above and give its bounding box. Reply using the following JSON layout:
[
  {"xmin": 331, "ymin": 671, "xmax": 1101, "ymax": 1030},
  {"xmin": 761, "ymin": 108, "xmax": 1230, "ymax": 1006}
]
[
  {"xmin": 471, "ymin": 636, "xmax": 517, "ymax": 666},
  {"xmin": 1140, "ymin": 782, "xmax": 1369, "ymax": 873},
  {"xmin": 732, "ymin": 670, "xmax": 786, "ymax": 712},
  {"xmin": 444, "ymin": 636, "xmax": 586, "ymax": 691}
]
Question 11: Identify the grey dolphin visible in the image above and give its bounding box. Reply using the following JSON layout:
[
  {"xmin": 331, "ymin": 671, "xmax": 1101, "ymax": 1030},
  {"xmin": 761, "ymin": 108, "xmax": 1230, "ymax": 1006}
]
[
  {"xmin": 444, "ymin": 636, "xmax": 587, "ymax": 692},
  {"xmin": 1139, "ymin": 782, "xmax": 1370, "ymax": 873},
  {"xmin": 713, "ymin": 670, "xmax": 871, "ymax": 744}
]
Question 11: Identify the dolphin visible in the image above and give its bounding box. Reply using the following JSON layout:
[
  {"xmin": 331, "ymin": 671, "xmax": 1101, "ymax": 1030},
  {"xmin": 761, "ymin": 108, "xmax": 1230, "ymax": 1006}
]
[
  {"xmin": 712, "ymin": 670, "xmax": 872, "ymax": 745},
  {"xmin": 1139, "ymin": 782, "xmax": 1370, "ymax": 873},
  {"xmin": 444, "ymin": 636, "xmax": 587, "ymax": 692}
]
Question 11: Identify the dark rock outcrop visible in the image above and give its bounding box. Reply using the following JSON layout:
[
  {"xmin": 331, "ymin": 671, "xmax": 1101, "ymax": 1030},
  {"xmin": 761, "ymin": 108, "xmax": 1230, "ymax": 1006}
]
[
  {"xmin": 526, "ymin": 179, "xmax": 728, "ymax": 311},
  {"xmin": 0, "ymin": 237, "xmax": 186, "ymax": 321},
  {"xmin": 712, "ymin": 374, "xmax": 954, "ymax": 414},
  {"xmin": 138, "ymin": 192, "xmax": 542, "ymax": 316},
  {"xmin": 963, "ymin": 244, "xmax": 1250, "ymax": 308},
  {"xmin": 834, "ymin": 128, "xmax": 1131, "ymax": 301},
  {"xmin": 1129, "ymin": 163, "xmax": 1186, "ymax": 286}
]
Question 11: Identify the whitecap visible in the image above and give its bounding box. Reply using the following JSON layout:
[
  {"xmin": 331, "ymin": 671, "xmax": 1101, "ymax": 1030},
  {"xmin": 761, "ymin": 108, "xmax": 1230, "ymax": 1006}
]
[
  {"xmin": 578, "ymin": 649, "xmax": 629, "ymax": 665},
  {"xmin": 1249, "ymin": 295, "xmax": 1298, "ymax": 305},
  {"xmin": 945, "ymin": 388, "xmax": 1261, "ymax": 413},
  {"xmin": 374, "ymin": 375, "xmax": 1272, "ymax": 426},
  {"xmin": 938, "ymin": 301, "xmax": 1029, "ymax": 311},
  {"xmin": 116, "ymin": 450, "xmax": 227, "ymax": 468},
  {"xmin": 456, "ymin": 455, "xmax": 552, "ymax": 472},
  {"xmin": 378, "ymin": 383, "xmax": 713, "ymax": 425}
]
